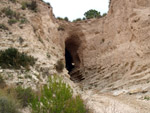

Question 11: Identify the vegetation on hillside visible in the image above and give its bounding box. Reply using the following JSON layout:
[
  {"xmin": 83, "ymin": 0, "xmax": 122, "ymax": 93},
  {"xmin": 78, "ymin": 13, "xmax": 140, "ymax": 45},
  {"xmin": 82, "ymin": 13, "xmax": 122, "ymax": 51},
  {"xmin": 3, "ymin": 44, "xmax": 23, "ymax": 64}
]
[
  {"xmin": 72, "ymin": 9, "xmax": 107, "ymax": 22},
  {"xmin": 30, "ymin": 75, "xmax": 87, "ymax": 113},
  {"xmin": 84, "ymin": 9, "xmax": 101, "ymax": 19},
  {"xmin": 21, "ymin": 1, "xmax": 38, "ymax": 12},
  {"xmin": 0, "ymin": 48, "xmax": 36, "ymax": 69},
  {"xmin": 0, "ymin": 74, "xmax": 87, "ymax": 113},
  {"xmin": 1, "ymin": 7, "xmax": 28, "ymax": 25},
  {"xmin": 0, "ymin": 89, "xmax": 21, "ymax": 113}
]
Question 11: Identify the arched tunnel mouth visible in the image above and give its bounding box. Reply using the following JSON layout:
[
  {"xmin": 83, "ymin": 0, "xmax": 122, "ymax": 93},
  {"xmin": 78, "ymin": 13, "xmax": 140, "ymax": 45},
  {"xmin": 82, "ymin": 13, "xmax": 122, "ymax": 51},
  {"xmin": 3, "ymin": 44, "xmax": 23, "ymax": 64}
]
[{"xmin": 65, "ymin": 36, "xmax": 85, "ymax": 82}]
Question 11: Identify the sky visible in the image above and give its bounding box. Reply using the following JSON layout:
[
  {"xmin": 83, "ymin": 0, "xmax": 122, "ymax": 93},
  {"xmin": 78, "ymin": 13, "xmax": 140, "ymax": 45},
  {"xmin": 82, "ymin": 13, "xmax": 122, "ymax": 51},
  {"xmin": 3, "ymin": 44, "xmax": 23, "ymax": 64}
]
[{"xmin": 43, "ymin": 0, "xmax": 109, "ymax": 21}]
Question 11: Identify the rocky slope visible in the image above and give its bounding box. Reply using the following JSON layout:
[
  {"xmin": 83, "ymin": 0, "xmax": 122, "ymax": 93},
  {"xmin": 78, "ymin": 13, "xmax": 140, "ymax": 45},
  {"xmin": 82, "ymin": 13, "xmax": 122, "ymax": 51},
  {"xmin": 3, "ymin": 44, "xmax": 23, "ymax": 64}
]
[{"xmin": 1, "ymin": 0, "xmax": 150, "ymax": 113}]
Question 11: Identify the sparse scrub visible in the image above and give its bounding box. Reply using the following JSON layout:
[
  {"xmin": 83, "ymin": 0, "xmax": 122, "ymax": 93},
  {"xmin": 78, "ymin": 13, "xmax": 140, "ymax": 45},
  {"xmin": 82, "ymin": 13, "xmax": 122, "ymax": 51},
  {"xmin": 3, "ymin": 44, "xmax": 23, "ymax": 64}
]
[
  {"xmin": 144, "ymin": 96, "xmax": 150, "ymax": 100},
  {"xmin": 57, "ymin": 17, "xmax": 64, "ymax": 20},
  {"xmin": 0, "ymin": 90, "xmax": 20, "ymax": 113},
  {"xmin": 25, "ymin": 1, "xmax": 38, "ymax": 12},
  {"xmin": 15, "ymin": 86, "xmax": 34, "ymax": 107},
  {"xmin": 0, "ymin": 47, "xmax": 36, "ymax": 69},
  {"xmin": 57, "ymin": 17, "xmax": 70, "ymax": 22},
  {"xmin": 2, "ymin": 7, "xmax": 23, "ymax": 25},
  {"xmin": 2, "ymin": 7, "xmax": 28, "ymax": 26},
  {"xmin": 73, "ymin": 18, "xmax": 82, "ymax": 22},
  {"xmin": 0, "ymin": 24, "xmax": 9, "ymax": 30},
  {"xmin": 8, "ymin": 19, "xmax": 18, "ymax": 25},
  {"xmin": 29, "ymin": 1, "xmax": 37, "ymax": 12},
  {"xmin": 19, "ymin": 17, "xmax": 28, "ymax": 24},
  {"xmin": 2, "ymin": 7, "xmax": 16, "ymax": 19},
  {"xmin": 55, "ymin": 60, "xmax": 64, "ymax": 72},
  {"xmin": 30, "ymin": 75, "xmax": 87, "ymax": 113},
  {"xmin": 21, "ymin": 2, "xmax": 27, "ymax": 10}
]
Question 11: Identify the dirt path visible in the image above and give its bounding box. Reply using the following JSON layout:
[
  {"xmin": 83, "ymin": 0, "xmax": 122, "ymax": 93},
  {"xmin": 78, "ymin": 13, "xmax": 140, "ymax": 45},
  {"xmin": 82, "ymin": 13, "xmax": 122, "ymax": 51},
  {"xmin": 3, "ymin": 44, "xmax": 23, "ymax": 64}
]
[{"xmin": 82, "ymin": 90, "xmax": 150, "ymax": 113}]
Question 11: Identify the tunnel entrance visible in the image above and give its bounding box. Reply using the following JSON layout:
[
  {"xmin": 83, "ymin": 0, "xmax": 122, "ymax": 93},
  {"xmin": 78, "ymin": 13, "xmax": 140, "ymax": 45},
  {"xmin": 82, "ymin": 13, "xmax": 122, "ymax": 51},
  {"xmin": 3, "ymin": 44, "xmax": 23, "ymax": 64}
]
[
  {"xmin": 65, "ymin": 48, "xmax": 74, "ymax": 73},
  {"xmin": 65, "ymin": 36, "xmax": 85, "ymax": 82}
]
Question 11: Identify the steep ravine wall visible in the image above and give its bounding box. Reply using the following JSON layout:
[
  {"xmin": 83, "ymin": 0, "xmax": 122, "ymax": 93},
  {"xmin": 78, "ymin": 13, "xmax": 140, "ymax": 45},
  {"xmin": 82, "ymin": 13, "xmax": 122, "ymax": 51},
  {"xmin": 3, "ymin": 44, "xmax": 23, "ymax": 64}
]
[
  {"xmin": 0, "ymin": 0, "xmax": 77, "ymax": 91},
  {"xmin": 59, "ymin": 0, "xmax": 150, "ymax": 96}
]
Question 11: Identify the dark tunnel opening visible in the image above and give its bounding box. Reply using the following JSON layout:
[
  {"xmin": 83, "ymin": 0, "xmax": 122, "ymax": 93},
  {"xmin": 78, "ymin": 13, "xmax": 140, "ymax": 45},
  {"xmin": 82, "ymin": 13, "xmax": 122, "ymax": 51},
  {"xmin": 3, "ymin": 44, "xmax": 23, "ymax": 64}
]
[
  {"xmin": 65, "ymin": 48, "xmax": 75, "ymax": 73},
  {"xmin": 65, "ymin": 36, "xmax": 85, "ymax": 82}
]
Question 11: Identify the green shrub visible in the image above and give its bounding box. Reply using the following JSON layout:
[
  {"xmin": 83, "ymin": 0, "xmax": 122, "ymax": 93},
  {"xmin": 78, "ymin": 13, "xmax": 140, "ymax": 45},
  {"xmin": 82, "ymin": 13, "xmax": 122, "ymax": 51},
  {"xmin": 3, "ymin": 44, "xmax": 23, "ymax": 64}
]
[
  {"xmin": 15, "ymin": 86, "xmax": 34, "ymax": 107},
  {"xmin": 73, "ymin": 18, "xmax": 82, "ymax": 22},
  {"xmin": 30, "ymin": 75, "xmax": 87, "ymax": 113},
  {"xmin": 57, "ymin": 17, "xmax": 69, "ymax": 22},
  {"xmin": 0, "ymin": 24, "xmax": 9, "ymax": 30},
  {"xmin": 144, "ymin": 96, "xmax": 150, "ymax": 100},
  {"xmin": 2, "ymin": 7, "xmax": 16, "ymax": 18},
  {"xmin": 57, "ymin": 17, "xmax": 64, "ymax": 20},
  {"xmin": 84, "ymin": 9, "xmax": 101, "ymax": 19},
  {"xmin": 0, "ymin": 47, "xmax": 36, "ymax": 69},
  {"xmin": 8, "ymin": 19, "xmax": 18, "ymax": 25},
  {"xmin": 21, "ymin": 2, "xmax": 27, "ymax": 10},
  {"xmin": 64, "ymin": 17, "xmax": 69, "ymax": 21},
  {"xmin": 0, "ymin": 96, "xmax": 20, "ymax": 113},
  {"xmin": 55, "ymin": 60, "xmax": 64, "ymax": 72},
  {"xmin": 2, "ymin": 7, "xmax": 21, "ymax": 20},
  {"xmin": 26, "ymin": 1, "xmax": 38, "ymax": 12},
  {"xmin": 46, "ymin": 2, "xmax": 50, "ymax": 6}
]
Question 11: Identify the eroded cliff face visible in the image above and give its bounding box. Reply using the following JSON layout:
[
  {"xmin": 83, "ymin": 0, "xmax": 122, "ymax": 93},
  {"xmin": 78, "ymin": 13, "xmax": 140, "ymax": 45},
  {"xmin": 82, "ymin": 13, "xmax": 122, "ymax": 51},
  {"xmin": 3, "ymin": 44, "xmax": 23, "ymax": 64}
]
[
  {"xmin": 1, "ymin": 0, "xmax": 150, "ymax": 112},
  {"xmin": 0, "ymin": 0, "xmax": 76, "ymax": 90},
  {"xmin": 60, "ymin": 0, "xmax": 150, "ymax": 95}
]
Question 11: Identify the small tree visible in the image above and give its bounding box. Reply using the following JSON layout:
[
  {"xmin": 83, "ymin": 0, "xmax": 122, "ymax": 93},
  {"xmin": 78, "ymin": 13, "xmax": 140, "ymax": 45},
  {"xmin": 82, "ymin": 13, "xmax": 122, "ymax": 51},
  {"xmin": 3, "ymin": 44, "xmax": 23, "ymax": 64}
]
[
  {"xmin": 30, "ymin": 75, "xmax": 87, "ymax": 113},
  {"xmin": 64, "ymin": 17, "xmax": 69, "ymax": 21},
  {"xmin": 84, "ymin": 9, "xmax": 101, "ymax": 19}
]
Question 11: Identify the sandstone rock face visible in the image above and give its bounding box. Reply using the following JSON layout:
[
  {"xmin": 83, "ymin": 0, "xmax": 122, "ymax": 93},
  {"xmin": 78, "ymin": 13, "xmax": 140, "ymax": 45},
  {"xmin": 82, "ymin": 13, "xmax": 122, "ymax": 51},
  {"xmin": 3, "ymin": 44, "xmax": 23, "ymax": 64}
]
[
  {"xmin": 0, "ymin": 0, "xmax": 76, "ymax": 90},
  {"xmin": 61, "ymin": 0, "xmax": 150, "ymax": 95},
  {"xmin": 1, "ymin": 0, "xmax": 150, "ymax": 112}
]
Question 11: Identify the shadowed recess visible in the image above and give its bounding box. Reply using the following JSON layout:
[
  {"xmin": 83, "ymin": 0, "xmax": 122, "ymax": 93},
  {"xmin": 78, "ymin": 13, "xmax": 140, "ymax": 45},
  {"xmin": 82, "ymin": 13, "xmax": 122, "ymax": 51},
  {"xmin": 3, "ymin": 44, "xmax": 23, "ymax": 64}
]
[{"xmin": 65, "ymin": 35, "xmax": 84, "ymax": 82}]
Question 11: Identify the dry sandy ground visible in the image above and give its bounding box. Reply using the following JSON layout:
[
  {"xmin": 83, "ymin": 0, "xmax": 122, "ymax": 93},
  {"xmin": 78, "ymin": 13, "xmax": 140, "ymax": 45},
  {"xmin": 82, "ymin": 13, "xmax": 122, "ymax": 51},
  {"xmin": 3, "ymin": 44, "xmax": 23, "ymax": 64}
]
[{"xmin": 82, "ymin": 90, "xmax": 150, "ymax": 113}]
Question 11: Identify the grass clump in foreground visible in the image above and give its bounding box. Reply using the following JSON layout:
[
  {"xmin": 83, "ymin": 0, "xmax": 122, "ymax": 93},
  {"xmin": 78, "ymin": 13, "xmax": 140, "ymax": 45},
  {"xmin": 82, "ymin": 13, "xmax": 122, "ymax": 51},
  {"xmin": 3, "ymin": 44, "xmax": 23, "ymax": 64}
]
[
  {"xmin": 30, "ymin": 75, "xmax": 87, "ymax": 113},
  {"xmin": 15, "ymin": 86, "xmax": 34, "ymax": 107},
  {"xmin": 0, "ymin": 47, "xmax": 36, "ymax": 69},
  {"xmin": 0, "ymin": 90, "xmax": 21, "ymax": 113}
]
